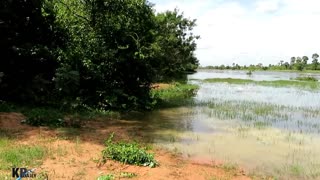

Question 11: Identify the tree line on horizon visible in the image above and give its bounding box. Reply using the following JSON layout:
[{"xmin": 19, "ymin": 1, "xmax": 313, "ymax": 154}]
[
  {"xmin": 0, "ymin": 0, "xmax": 199, "ymax": 111},
  {"xmin": 202, "ymin": 53, "xmax": 320, "ymax": 71}
]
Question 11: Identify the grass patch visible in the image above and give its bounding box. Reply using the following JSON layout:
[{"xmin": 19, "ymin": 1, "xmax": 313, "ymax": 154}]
[
  {"xmin": 97, "ymin": 174, "xmax": 114, "ymax": 180},
  {"xmin": 56, "ymin": 128, "xmax": 81, "ymax": 138},
  {"xmin": 204, "ymin": 78, "xmax": 254, "ymax": 84},
  {"xmin": 152, "ymin": 82, "xmax": 199, "ymax": 108},
  {"xmin": 253, "ymin": 121, "xmax": 270, "ymax": 129},
  {"xmin": 0, "ymin": 129, "xmax": 14, "ymax": 139},
  {"xmin": 97, "ymin": 172, "xmax": 136, "ymax": 180},
  {"xmin": 289, "ymin": 164, "xmax": 304, "ymax": 176},
  {"xmin": 203, "ymin": 78, "xmax": 320, "ymax": 90},
  {"xmin": 101, "ymin": 133, "xmax": 157, "ymax": 167},
  {"xmin": 294, "ymin": 76, "xmax": 318, "ymax": 82},
  {"xmin": 207, "ymin": 100, "xmax": 285, "ymax": 122},
  {"xmin": 221, "ymin": 163, "xmax": 238, "ymax": 171},
  {"xmin": 0, "ymin": 140, "xmax": 46, "ymax": 170}
]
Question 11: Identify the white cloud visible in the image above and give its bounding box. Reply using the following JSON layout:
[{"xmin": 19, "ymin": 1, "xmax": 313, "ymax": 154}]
[
  {"xmin": 151, "ymin": 0, "xmax": 320, "ymax": 66},
  {"xmin": 255, "ymin": 0, "xmax": 281, "ymax": 14}
]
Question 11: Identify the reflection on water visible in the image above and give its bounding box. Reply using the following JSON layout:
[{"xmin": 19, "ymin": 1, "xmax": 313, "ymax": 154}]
[
  {"xmin": 123, "ymin": 70, "xmax": 320, "ymax": 179},
  {"xmin": 189, "ymin": 69, "xmax": 320, "ymax": 81},
  {"xmin": 195, "ymin": 82, "xmax": 320, "ymax": 108}
]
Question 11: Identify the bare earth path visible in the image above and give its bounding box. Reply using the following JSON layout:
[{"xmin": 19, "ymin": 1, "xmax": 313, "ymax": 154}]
[{"xmin": 0, "ymin": 112, "xmax": 251, "ymax": 180}]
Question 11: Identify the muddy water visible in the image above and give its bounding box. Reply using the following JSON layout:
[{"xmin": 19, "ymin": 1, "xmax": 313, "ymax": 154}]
[{"xmin": 124, "ymin": 70, "xmax": 320, "ymax": 179}]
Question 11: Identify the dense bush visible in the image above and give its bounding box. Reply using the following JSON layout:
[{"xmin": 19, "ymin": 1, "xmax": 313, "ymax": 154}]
[{"xmin": 23, "ymin": 108, "xmax": 64, "ymax": 127}]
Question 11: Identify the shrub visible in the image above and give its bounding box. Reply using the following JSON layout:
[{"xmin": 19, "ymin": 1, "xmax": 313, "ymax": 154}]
[
  {"xmin": 0, "ymin": 101, "xmax": 14, "ymax": 112},
  {"xmin": 24, "ymin": 108, "xmax": 64, "ymax": 127},
  {"xmin": 101, "ymin": 133, "xmax": 157, "ymax": 168}
]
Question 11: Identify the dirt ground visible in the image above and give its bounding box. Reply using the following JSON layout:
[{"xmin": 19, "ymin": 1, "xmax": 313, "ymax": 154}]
[
  {"xmin": 151, "ymin": 83, "xmax": 173, "ymax": 90},
  {"xmin": 0, "ymin": 112, "xmax": 251, "ymax": 180}
]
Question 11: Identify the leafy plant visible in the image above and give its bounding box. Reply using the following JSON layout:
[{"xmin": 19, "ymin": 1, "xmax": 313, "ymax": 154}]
[{"xmin": 101, "ymin": 133, "xmax": 157, "ymax": 168}]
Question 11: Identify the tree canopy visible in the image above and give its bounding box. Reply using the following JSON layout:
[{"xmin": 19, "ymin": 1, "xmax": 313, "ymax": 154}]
[{"xmin": 0, "ymin": 0, "xmax": 200, "ymax": 111}]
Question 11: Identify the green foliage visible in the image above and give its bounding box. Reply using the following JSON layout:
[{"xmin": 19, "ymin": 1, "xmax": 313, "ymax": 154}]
[
  {"xmin": 0, "ymin": 101, "xmax": 15, "ymax": 112},
  {"xmin": 101, "ymin": 133, "xmax": 157, "ymax": 167},
  {"xmin": 152, "ymin": 83, "xmax": 199, "ymax": 108},
  {"xmin": 24, "ymin": 108, "xmax": 64, "ymax": 127},
  {"xmin": 151, "ymin": 9, "xmax": 200, "ymax": 80},
  {"xmin": 204, "ymin": 78, "xmax": 320, "ymax": 90},
  {"xmin": 52, "ymin": 0, "xmax": 156, "ymax": 110},
  {"xmin": 0, "ymin": 0, "xmax": 199, "ymax": 113}
]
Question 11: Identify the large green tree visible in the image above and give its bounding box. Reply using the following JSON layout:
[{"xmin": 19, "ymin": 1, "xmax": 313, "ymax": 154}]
[
  {"xmin": 53, "ymin": 0, "xmax": 158, "ymax": 110},
  {"xmin": 150, "ymin": 9, "xmax": 200, "ymax": 80}
]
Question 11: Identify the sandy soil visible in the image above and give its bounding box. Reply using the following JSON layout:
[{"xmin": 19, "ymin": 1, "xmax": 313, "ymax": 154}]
[{"xmin": 0, "ymin": 112, "xmax": 251, "ymax": 180}]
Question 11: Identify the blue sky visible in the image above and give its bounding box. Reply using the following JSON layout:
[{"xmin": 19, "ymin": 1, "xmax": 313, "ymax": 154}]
[{"xmin": 150, "ymin": 0, "xmax": 320, "ymax": 66}]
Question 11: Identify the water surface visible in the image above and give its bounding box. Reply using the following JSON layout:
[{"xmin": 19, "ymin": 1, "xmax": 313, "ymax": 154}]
[{"xmin": 125, "ymin": 70, "xmax": 320, "ymax": 179}]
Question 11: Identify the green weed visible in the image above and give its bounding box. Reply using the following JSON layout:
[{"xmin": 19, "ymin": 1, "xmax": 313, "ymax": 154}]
[
  {"xmin": 289, "ymin": 164, "xmax": 304, "ymax": 176},
  {"xmin": 253, "ymin": 121, "xmax": 270, "ymax": 129},
  {"xmin": 101, "ymin": 133, "xmax": 158, "ymax": 167},
  {"xmin": 97, "ymin": 174, "xmax": 114, "ymax": 180},
  {"xmin": 294, "ymin": 76, "xmax": 318, "ymax": 82},
  {"xmin": 203, "ymin": 78, "xmax": 320, "ymax": 90}
]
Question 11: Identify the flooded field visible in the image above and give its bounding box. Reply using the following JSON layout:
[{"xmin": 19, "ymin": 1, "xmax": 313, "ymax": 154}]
[{"xmin": 124, "ymin": 70, "xmax": 320, "ymax": 179}]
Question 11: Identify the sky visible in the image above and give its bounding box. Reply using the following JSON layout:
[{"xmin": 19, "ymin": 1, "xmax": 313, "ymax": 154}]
[{"xmin": 150, "ymin": 0, "xmax": 320, "ymax": 66}]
